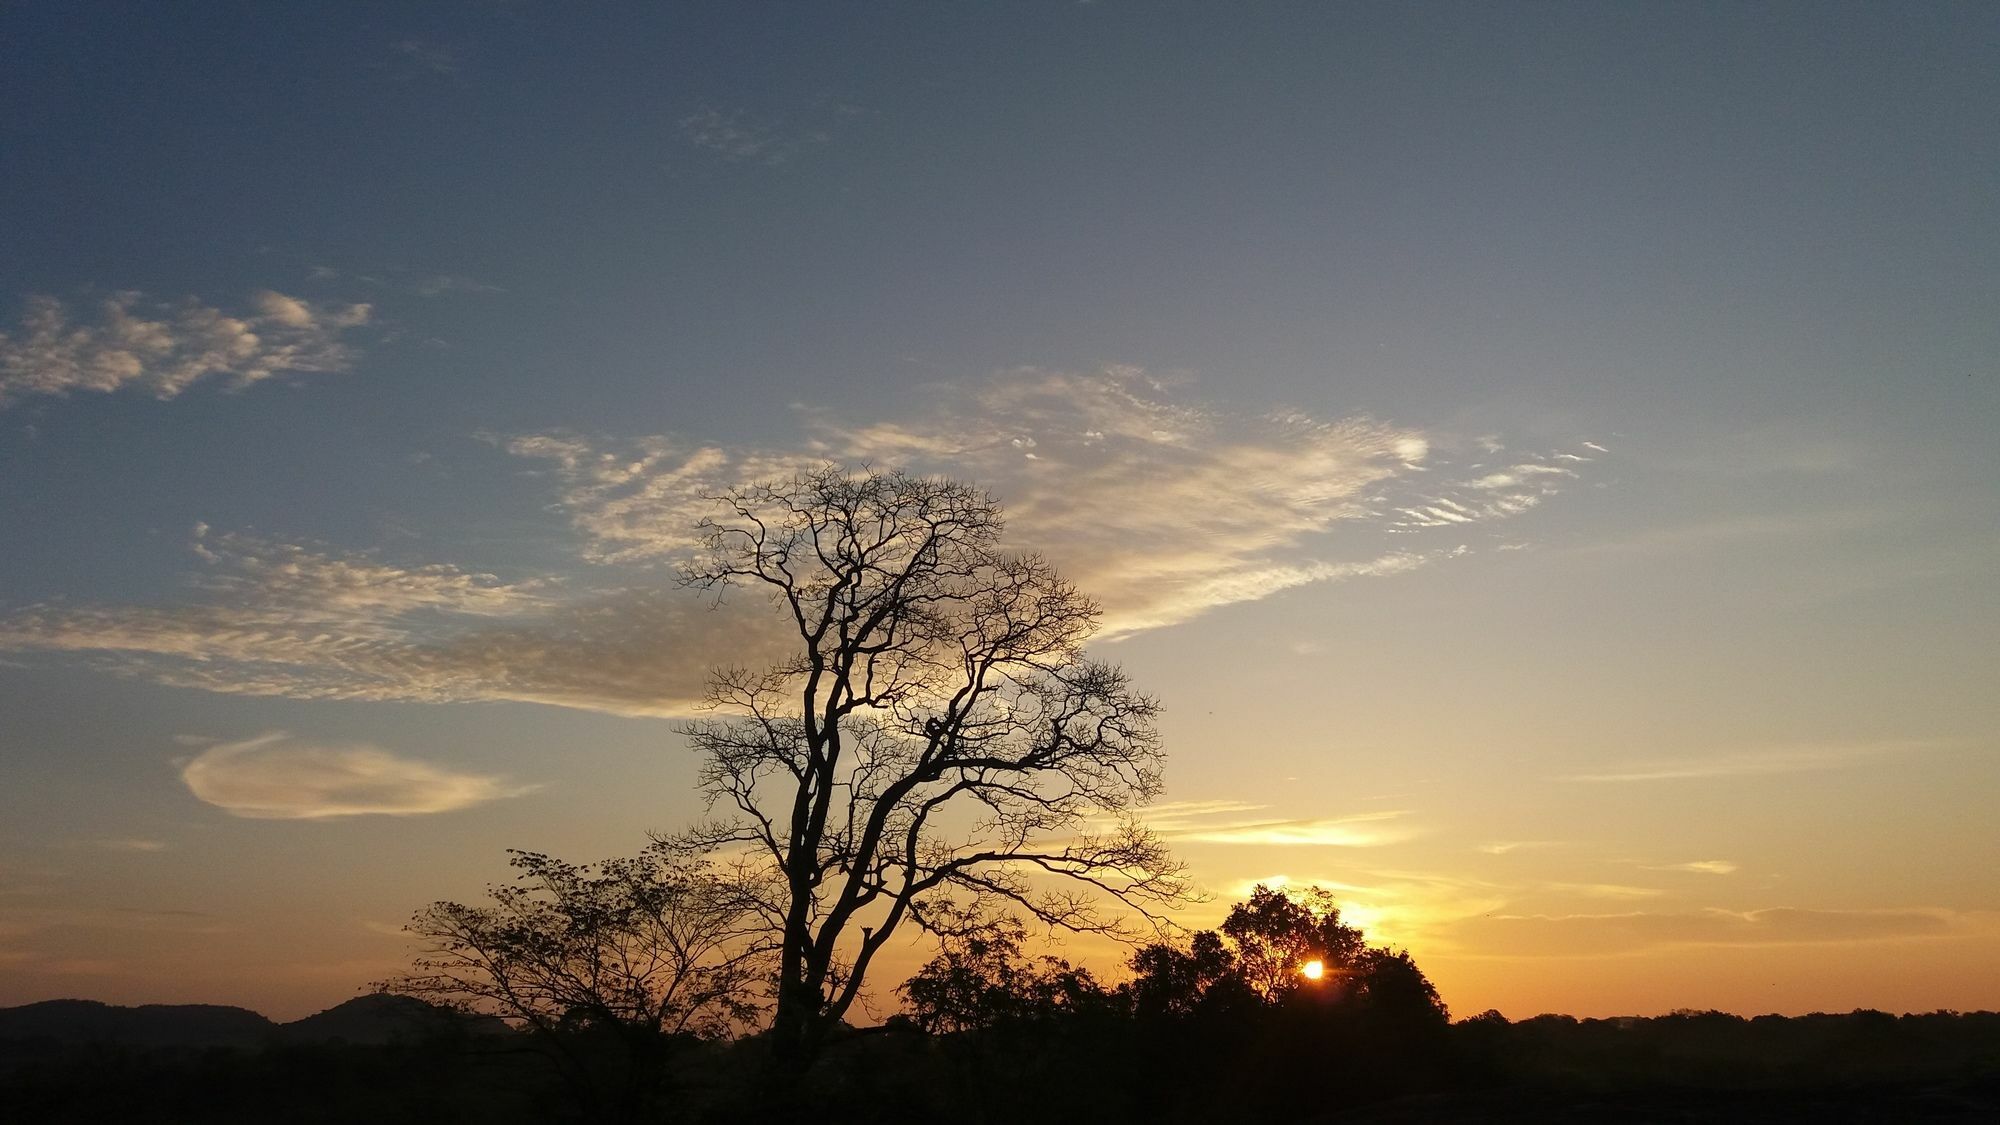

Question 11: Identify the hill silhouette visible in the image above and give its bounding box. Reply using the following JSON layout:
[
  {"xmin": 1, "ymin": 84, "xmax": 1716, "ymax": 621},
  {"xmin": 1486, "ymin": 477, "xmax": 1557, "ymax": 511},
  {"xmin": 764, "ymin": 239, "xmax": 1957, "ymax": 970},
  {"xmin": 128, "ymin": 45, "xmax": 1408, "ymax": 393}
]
[
  {"xmin": 0, "ymin": 994, "xmax": 488, "ymax": 1050},
  {"xmin": 277, "ymin": 993, "xmax": 506, "ymax": 1046},
  {"xmin": 0, "ymin": 999, "xmax": 272, "ymax": 1049}
]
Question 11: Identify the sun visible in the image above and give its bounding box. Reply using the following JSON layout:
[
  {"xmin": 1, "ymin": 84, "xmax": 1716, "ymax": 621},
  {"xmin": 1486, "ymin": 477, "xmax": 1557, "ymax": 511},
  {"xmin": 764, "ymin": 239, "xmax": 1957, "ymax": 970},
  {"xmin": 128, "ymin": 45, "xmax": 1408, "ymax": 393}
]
[{"xmin": 1300, "ymin": 959, "xmax": 1325, "ymax": 981}]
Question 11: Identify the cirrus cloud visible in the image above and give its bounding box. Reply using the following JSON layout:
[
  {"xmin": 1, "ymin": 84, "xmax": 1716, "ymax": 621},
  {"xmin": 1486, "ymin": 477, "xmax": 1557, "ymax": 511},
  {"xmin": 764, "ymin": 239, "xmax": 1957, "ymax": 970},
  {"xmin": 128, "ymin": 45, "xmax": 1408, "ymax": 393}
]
[
  {"xmin": 0, "ymin": 528, "xmax": 787, "ymax": 717},
  {"xmin": 0, "ymin": 367, "xmax": 1600, "ymax": 716},
  {"xmin": 1130, "ymin": 800, "xmax": 1416, "ymax": 848},
  {"xmin": 505, "ymin": 366, "xmax": 1600, "ymax": 638},
  {"xmin": 1444, "ymin": 906, "xmax": 1962, "ymax": 957}
]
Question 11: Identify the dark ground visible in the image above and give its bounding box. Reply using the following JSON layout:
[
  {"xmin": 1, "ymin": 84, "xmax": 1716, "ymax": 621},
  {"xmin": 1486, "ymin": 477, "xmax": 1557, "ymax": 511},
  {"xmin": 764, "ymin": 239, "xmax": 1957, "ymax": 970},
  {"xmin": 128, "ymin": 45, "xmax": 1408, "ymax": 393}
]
[{"xmin": 4, "ymin": 1002, "xmax": 1998, "ymax": 1123}]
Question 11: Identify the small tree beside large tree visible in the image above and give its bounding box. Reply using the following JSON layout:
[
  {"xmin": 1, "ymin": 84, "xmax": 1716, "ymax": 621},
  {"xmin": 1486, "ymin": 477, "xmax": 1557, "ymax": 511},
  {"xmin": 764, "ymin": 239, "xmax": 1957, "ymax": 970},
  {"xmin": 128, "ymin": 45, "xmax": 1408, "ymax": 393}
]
[{"xmin": 379, "ymin": 841, "xmax": 772, "ymax": 1122}]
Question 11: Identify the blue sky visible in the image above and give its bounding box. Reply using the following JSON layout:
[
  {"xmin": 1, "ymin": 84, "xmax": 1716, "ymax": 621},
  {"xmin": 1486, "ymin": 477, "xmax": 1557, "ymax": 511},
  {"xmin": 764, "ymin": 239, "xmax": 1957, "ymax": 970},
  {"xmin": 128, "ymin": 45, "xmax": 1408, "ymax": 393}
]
[{"xmin": 2, "ymin": 2, "xmax": 1996, "ymax": 1019}]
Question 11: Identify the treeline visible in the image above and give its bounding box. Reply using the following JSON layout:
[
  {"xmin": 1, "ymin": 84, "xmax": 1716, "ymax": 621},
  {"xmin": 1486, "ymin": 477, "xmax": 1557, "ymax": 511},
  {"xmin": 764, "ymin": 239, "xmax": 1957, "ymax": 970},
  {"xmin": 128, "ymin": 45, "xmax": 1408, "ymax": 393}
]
[
  {"xmin": 7, "ymin": 1001, "xmax": 1999, "ymax": 1123},
  {"xmin": 802, "ymin": 1007, "xmax": 2000, "ymax": 1125}
]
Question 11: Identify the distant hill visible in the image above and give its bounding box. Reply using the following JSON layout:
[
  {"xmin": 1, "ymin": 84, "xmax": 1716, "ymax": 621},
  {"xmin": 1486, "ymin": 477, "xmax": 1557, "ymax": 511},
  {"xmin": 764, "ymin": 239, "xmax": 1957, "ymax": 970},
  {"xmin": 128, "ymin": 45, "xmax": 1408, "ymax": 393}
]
[
  {"xmin": 0, "ymin": 999, "xmax": 272, "ymax": 1048},
  {"xmin": 0, "ymin": 994, "xmax": 498, "ymax": 1050},
  {"xmin": 278, "ymin": 993, "xmax": 506, "ymax": 1045}
]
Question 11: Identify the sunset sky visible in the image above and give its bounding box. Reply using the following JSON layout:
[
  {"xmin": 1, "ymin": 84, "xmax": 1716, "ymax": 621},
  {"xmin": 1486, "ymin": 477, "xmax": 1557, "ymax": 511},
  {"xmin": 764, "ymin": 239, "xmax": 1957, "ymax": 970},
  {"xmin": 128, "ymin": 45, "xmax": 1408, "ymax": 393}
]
[{"xmin": 2, "ymin": 3, "xmax": 1996, "ymax": 1022}]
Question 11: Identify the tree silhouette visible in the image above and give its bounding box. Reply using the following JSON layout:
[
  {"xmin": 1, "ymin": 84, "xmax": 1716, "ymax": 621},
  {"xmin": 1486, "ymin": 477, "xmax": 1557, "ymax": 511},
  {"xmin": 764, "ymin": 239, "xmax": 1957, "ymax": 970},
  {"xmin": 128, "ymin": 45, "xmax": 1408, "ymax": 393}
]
[
  {"xmin": 1349, "ymin": 946, "xmax": 1448, "ymax": 1023},
  {"xmin": 1220, "ymin": 883, "xmax": 1367, "ymax": 1003},
  {"xmin": 378, "ymin": 842, "xmax": 770, "ymax": 1122},
  {"xmin": 1124, "ymin": 930, "xmax": 1252, "ymax": 1020},
  {"xmin": 676, "ymin": 467, "xmax": 1188, "ymax": 1075},
  {"xmin": 898, "ymin": 906, "xmax": 1109, "ymax": 1034},
  {"xmin": 1126, "ymin": 883, "xmax": 1446, "ymax": 1023}
]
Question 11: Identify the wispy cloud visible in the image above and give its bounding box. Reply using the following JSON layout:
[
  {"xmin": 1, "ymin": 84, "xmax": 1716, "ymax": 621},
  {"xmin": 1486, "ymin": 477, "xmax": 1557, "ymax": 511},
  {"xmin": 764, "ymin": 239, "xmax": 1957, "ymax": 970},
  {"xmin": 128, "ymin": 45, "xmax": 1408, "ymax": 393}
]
[
  {"xmin": 1391, "ymin": 451, "xmax": 1584, "ymax": 530},
  {"xmin": 0, "ymin": 290, "xmax": 371, "ymax": 406},
  {"xmin": 1445, "ymin": 906, "xmax": 1960, "ymax": 957},
  {"xmin": 407, "ymin": 273, "xmax": 501, "ymax": 297},
  {"xmin": 91, "ymin": 839, "xmax": 169, "ymax": 853},
  {"xmin": 183, "ymin": 524, "xmax": 546, "ymax": 617},
  {"xmin": 1541, "ymin": 882, "xmax": 1665, "ymax": 901},
  {"xmin": 0, "ymin": 367, "xmax": 1598, "ymax": 716},
  {"xmin": 180, "ymin": 732, "xmax": 534, "ymax": 819},
  {"xmin": 383, "ymin": 39, "xmax": 461, "ymax": 78},
  {"xmin": 1132, "ymin": 799, "xmax": 1270, "ymax": 827},
  {"xmin": 680, "ymin": 105, "xmax": 827, "ymax": 164},
  {"xmin": 1562, "ymin": 740, "xmax": 1942, "ymax": 783},
  {"xmin": 1176, "ymin": 815, "xmax": 1414, "ymax": 848},
  {"xmin": 507, "ymin": 366, "xmax": 1598, "ymax": 638},
  {"xmin": 1477, "ymin": 840, "xmax": 1565, "ymax": 855},
  {"xmin": 1643, "ymin": 860, "xmax": 1739, "ymax": 875},
  {"xmin": 307, "ymin": 263, "xmax": 502, "ymax": 297},
  {"xmin": 1216, "ymin": 868, "xmax": 1513, "ymax": 947},
  {"xmin": 0, "ymin": 527, "xmax": 789, "ymax": 716},
  {"xmin": 1139, "ymin": 803, "xmax": 1414, "ymax": 848}
]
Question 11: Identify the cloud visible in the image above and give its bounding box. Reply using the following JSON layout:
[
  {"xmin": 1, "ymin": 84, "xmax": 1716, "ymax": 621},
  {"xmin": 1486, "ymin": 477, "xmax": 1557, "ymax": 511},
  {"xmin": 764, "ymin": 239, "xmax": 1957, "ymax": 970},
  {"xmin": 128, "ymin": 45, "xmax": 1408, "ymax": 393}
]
[
  {"xmin": 180, "ymin": 732, "xmax": 533, "ymax": 819},
  {"xmin": 1214, "ymin": 868, "xmax": 1513, "ymax": 947},
  {"xmin": 0, "ymin": 527, "xmax": 791, "ymax": 716},
  {"xmin": 1477, "ymin": 840, "xmax": 1565, "ymax": 855},
  {"xmin": 1644, "ymin": 860, "xmax": 1739, "ymax": 875},
  {"xmin": 1562, "ymin": 740, "xmax": 1942, "ymax": 783},
  {"xmin": 183, "ymin": 525, "xmax": 546, "ymax": 617},
  {"xmin": 92, "ymin": 839, "xmax": 168, "ymax": 853},
  {"xmin": 1176, "ymin": 816, "xmax": 1413, "ymax": 848},
  {"xmin": 407, "ymin": 273, "xmax": 501, "ymax": 297},
  {"xmin": 1541, "ymin": 882, "xmax": 1665, "ymax": 901},
  {"xmin": 1390, "ymin": 451, "xmax": 1582, "ymax": 530},
  {"xmin": 0, "ymin": 367, "xmax": 1599, "ymax": 716},
  {"xmin": 0, "ymin": 290, "xmax": 371, "ymax": 406},
  {"xmin": 506, "ymin": 367, "xmax": 1596, "ymax": 638},
  {"xmin": 1142, "ymin": 804, "xmax": 1414, "ymax": 848},
  {"xmin": 307, "ymin": 264, "xmax": 502, "ymax": 297},
  {"xmin": 1133, "ymin": 799, "xmax": 1270, "ymax": 826},
  {"xmin": 384, "ymin": 39, "xmax": 461, "ymax": 77},
  {"xmin": 1445, "ymin": 906, "xmax": 1960, "ymax": 957},
  {"xmin": 680, "ymin": 105, "xmax": 825, "ymax": 164}
]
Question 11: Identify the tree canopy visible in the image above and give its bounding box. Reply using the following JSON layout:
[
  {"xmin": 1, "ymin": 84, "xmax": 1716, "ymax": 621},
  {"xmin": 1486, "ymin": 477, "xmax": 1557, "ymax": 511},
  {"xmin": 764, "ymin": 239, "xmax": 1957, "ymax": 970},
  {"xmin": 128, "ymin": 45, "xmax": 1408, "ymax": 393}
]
[
  {"xmin": 378, "ymin": 842, "xmax": 770, "ymax": 1121},
  {"xmin": 1121, "ymin": 883, "xmax": 1447, "ymax": 1028}
]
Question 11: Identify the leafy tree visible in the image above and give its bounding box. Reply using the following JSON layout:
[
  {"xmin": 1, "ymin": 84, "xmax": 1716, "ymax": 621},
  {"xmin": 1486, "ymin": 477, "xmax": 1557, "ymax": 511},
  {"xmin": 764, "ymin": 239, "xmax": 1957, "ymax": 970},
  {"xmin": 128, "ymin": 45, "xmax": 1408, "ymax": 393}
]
[
  {"xmin": 1350, "ymin": 946, "xmax": 1448, "ymax": 1022},
  {"xmin": 379, "ymin": 842, "xmax": 770, "ymax": 1121},
  {"xmin": 677, "ymin": 467, "xmax": 1188, "ymax": 1074},
  {"xmin": 1220, "ymin": 883, "xmax": 1367, "ymax": 1002},
  {"xmin": 899, "ymin": 909, "xmax": 1109, "ymax": 1034},
  {"xmin": 1126, "ymin": 883, "xmax": 1447, "ymax": 1023},
  {"xmin": 1124, "ymin": 930, "xmax": 1251, "ymax": 1019}
]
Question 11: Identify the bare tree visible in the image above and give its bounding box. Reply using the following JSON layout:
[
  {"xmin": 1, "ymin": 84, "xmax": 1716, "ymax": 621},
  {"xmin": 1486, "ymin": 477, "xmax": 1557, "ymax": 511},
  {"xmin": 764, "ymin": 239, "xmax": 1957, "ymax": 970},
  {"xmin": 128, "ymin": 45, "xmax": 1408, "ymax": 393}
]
[
  {"xmin": 379, "ymin": 841, "xmax": 772, "ymax": 1121},
  {"xmin": 677, "ymin": 467, "xmax": 1186, "ymax": 1073}
]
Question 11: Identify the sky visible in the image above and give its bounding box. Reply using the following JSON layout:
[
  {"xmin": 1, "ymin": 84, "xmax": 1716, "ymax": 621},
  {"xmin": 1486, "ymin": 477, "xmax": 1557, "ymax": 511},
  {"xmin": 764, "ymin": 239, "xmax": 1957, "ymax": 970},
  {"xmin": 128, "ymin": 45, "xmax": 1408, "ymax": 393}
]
[{"xmin": 1, "ymin": 2, "xmax": 1996, "ymax": 1022}]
